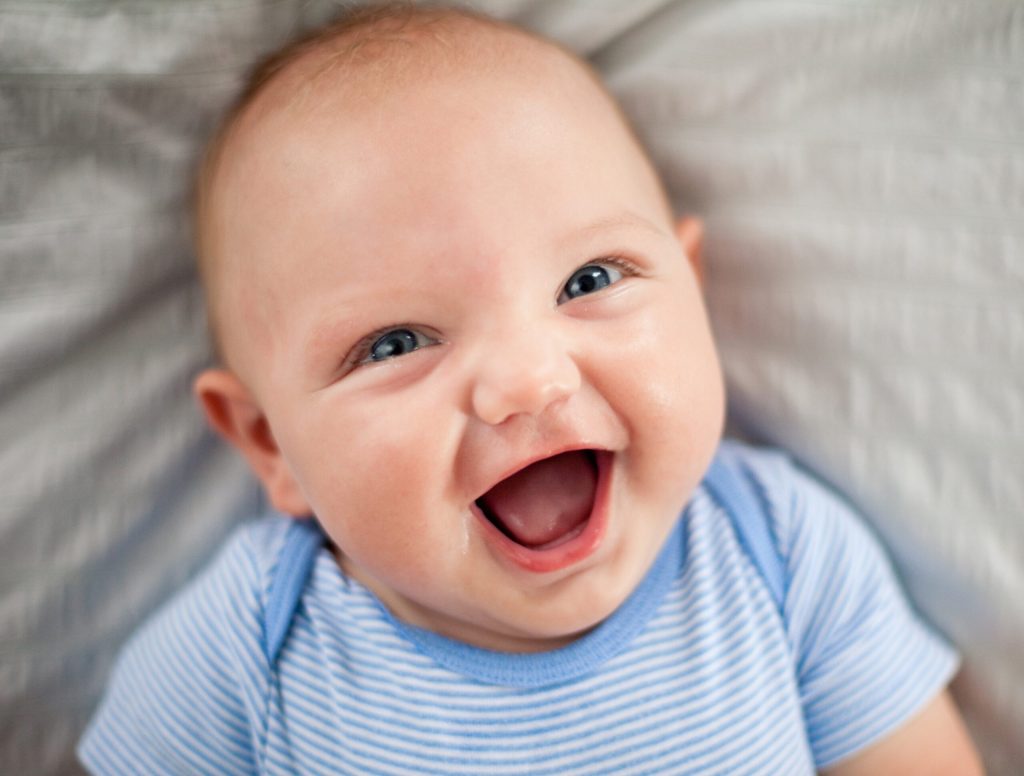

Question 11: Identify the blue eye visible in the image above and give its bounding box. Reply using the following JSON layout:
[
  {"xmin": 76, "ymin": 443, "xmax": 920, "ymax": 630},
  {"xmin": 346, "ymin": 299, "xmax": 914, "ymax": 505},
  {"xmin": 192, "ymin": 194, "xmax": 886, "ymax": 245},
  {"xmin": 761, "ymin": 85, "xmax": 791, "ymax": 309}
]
[
  {"xmin": 365, "ymin": 328, "xmax": 433, "ymax": 363},
  {"xmin": 559, "ymin": 262, "xmax": 624, "ymax": 303}
]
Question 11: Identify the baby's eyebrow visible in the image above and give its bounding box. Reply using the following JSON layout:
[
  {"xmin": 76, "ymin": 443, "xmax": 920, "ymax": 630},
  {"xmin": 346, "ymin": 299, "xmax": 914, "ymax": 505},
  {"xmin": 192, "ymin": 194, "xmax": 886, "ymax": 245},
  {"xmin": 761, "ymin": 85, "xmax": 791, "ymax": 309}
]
[{"xmin": 563, "ymin": 211, "xmax": 668, "ymax": 244}]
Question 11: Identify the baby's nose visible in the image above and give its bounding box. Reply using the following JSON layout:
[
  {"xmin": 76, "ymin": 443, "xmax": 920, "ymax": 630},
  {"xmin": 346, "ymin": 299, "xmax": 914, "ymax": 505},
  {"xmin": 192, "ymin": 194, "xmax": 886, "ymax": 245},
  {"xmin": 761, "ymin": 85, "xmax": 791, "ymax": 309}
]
[{"xmin": 470, "ymin": 327, "xmax": 581, "ymax": 426}]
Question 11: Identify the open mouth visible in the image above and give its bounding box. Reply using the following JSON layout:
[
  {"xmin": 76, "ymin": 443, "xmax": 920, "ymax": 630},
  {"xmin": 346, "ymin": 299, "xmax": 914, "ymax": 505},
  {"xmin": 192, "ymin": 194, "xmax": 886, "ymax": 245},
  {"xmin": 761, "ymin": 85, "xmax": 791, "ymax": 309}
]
[{"xmin": 475, "ymin": 449, "xmax": 599, "ymax": 551}]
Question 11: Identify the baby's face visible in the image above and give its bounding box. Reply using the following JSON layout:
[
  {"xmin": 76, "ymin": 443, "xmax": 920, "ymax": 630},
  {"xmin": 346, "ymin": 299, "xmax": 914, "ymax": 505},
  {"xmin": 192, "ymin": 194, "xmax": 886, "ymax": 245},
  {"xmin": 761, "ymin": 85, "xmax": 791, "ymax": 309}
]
[{"xmin": 211, "ymin": 43, "xmax": 724, "ymax": 651}]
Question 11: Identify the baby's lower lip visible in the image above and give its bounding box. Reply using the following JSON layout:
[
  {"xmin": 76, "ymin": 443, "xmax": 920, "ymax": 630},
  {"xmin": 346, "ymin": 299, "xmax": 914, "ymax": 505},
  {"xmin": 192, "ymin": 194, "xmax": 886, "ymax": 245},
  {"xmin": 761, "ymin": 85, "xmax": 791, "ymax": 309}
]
[{"xmin": 472, "ymin": 451, "xmax": 612, "ymax": 574}]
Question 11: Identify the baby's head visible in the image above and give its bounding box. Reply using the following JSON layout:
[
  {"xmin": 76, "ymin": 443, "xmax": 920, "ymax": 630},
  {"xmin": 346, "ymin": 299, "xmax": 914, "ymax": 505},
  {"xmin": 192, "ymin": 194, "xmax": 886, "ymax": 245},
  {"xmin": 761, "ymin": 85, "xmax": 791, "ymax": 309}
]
[{"xmin": 193, "ymin": 3, "xmax": 725, "ymax": 652}]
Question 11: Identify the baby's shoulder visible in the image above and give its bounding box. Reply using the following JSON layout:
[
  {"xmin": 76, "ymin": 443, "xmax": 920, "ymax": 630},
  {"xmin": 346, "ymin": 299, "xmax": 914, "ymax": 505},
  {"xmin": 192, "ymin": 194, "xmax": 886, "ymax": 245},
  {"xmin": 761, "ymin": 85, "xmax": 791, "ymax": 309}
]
[
  {"xmin": 708, "ymin": 442, "xmax": 960, "ymax": 768},
  {"xmin": 77, "ymin": 515, "xmax": 297, "ymax": 772},
  {"xmin": 120, "ymin": 514, "xmax": 294, "ymax": 660}
]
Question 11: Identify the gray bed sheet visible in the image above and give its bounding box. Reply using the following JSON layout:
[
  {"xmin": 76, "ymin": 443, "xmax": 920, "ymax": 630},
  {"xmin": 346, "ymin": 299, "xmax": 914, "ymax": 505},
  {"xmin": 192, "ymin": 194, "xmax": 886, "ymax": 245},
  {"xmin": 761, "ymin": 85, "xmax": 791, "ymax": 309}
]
[{"xmin": 2, "ymin": 1, "xmax": 1021, "ymax": 773}]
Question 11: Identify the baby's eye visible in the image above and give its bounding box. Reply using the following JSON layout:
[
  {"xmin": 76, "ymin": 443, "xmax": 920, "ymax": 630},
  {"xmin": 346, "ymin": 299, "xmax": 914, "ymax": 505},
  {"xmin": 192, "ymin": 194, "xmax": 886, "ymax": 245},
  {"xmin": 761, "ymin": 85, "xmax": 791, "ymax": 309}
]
[
  {"xmin": 558, "ymin": 261, "xmax": 625, "ymax": 304},
  {"xmin": 361, "ymin": 328, "xmax": 437, "ymax": 364}
]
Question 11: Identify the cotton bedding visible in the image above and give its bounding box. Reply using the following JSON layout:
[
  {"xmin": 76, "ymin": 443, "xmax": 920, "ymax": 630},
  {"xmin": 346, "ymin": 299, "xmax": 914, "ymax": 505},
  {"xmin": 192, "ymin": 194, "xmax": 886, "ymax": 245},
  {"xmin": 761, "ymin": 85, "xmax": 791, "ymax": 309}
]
[{"xmin": 1, "ymin": 1, "xmax": 1021, "ymax": 773}]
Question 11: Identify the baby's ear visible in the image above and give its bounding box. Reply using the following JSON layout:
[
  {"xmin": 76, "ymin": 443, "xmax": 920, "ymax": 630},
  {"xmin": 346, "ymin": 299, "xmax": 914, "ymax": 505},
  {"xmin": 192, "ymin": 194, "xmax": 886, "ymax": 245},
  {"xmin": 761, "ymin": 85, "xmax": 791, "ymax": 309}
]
[
  {"xmin": 193, "ymin": 369, "xmax": 312, "ymax": 516},
  {"xmin": 674, "ymin": 215, "xmax": 705, "ymax": 286}
]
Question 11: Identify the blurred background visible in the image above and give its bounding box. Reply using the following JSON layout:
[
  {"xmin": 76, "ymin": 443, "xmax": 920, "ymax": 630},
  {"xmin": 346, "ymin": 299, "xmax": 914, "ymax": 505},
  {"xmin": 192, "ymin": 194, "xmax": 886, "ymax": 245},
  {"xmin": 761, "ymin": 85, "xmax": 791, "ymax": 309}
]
[{"xmin": 1, "ymin": 0, "xmax": 1021, "ymax": 772}]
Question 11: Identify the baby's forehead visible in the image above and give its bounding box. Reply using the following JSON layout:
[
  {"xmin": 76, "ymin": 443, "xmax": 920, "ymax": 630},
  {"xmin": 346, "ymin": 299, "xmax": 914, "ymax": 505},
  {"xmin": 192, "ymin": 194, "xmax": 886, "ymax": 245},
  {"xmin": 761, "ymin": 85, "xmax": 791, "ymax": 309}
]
[{"xmin": 208, "ymin": 17, "xmax": 594, "ymax": 268}]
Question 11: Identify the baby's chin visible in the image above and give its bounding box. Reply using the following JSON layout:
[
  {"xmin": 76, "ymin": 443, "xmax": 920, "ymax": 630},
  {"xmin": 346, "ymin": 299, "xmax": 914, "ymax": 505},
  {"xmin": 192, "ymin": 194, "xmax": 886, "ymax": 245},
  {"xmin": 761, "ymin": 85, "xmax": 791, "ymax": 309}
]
[
  {"xmin": 444, "ymin": 599, "xmax": 620, "ymax": 653},
  {"xmin": 471, "ymin": 562, "xmax": 656, "ymax": 652}
]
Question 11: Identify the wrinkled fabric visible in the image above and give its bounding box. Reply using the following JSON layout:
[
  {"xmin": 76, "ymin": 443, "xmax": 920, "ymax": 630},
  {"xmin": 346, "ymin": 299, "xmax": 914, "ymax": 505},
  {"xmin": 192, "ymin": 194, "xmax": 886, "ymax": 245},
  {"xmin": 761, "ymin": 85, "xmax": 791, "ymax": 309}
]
[{"xmin": 1, "ymin": 2, "xmax": 1020, "ymax": 774}]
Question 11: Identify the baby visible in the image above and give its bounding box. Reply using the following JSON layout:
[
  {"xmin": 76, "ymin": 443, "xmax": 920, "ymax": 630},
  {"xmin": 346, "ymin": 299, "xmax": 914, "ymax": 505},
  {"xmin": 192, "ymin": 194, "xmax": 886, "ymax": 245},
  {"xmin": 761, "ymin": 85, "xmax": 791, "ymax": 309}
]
[{"xmin": 79, "ymin": 4, "xmax": 981, "ymax": 774}]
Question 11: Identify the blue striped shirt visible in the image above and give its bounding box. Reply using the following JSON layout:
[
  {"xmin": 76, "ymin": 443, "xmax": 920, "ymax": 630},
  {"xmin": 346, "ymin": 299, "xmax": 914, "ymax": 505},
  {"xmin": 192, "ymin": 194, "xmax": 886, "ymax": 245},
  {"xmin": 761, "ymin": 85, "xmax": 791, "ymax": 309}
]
[{"xmin": 79, "ymin": 443, "xmax": 957, "ymax": 774}]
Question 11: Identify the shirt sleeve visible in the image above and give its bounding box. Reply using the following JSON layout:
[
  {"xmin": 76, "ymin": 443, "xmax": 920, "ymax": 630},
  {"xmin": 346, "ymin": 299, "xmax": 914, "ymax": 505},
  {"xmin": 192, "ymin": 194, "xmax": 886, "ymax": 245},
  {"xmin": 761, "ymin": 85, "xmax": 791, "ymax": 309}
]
[
  {"xmin": 753, "ymin": 450, "xmax": 960, "ymax": 769},
  {"xmin": 78, "ymin": 526, "xmax": 272, "ymax": 775}
]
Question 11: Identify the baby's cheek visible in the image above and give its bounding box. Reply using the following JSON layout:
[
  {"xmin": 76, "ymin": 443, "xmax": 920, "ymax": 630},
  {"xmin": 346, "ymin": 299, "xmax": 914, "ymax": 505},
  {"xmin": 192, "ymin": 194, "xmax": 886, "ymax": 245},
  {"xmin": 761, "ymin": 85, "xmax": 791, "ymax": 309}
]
[
  {"xmin": 605, "ymin": 310, "xmax": 709, "ymax": 405},
  {"xmin": 289, "ymin": 400, "xmax": 434, "ymax": 508},
  {"xmin": 348, "ymin": 424, "xmax": 432, "ymax": 493},
  {"xmin": 609, "ymin": 305, "xmax": 722, "ymax": 462}
]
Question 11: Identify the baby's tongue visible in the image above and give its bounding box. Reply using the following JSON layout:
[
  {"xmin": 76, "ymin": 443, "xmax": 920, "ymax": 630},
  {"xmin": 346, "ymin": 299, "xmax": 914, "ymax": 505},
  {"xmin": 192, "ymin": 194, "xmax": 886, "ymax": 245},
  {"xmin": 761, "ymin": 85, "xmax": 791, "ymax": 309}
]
[{"xmin": 479, "ymin": 451, "xmax": 597, "ymax": 547}]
